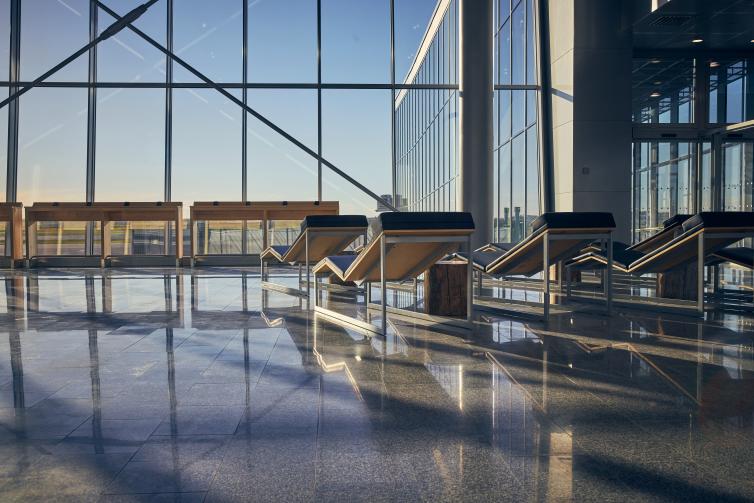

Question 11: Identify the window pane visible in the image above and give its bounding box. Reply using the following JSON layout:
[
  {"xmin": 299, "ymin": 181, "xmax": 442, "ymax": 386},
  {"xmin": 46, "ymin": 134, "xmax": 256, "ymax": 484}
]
[
  {"xmin": 499, "ymin": 89, "xmax": 511, "ymax": 142},
  {"xmin": 512, "ymin": 90, "xmax": 525, "ymax": 134},
  {"xmin": 498, "ymin": 19, "xmax": 511, "ymax": 85},
  {"xmin": 95, "ymin": 89, "xmax": 165, "ymax": 201},
  {"xmin": 0, "ymin": 0, "xmax": 8, "ymax": 78},
  {"xmin": 17, "ymin": 88, "xmax": 87, "ymax": 203},
  {"xmin": 499, "ymin": 143, "xmax": 511, "ymax": 242},
  {"xmin": 701, "ymin": 142, "xmax": 712, "ymax": 211},
  {"xmin": 526, "ymin": 0, "xmax": 536, "ymax": 85},
  {"xmin": 248, "ymin": 0, "xmax": 316, "ymax": 83},
  {"xmin": 172, "ymin": 89, "xmax": 241, "ymax": 209},
  {"xmin": 247, "ymin": 90, "xmax": 317, "ymax": 201},
  {"xmin": 394, "ymin": 0, "xmax": 437, "ymax": 83},
  {"xmin": 174, "ymin": 0, "xmax": 242, "ymax": 83},
  {"xmin": 726, "ymin": 68, "xmax": 744, "ymax": 124},
  {"xmin": 708, "ymin": 60, "xmax": 754, "ymax": 124},
  {"xmin": 322, "ymin": 0, "xmax": 390, "ymax": 83},
  {"xmin": 21, "ymin": 0, "xmax": 89, "ymax": 81},
  {"xmin": 526, "ymin": 89, "xmax": 537, "ymax": 126},
  {"xmin": 722, "ymin": 142, "xmax": 754, "ymax": 212},
  {"xmin": 322, "ymin": 90, "xmax": 391, "ymax": 216},
  {"xmin": 526, "ymin": 127, "xmax": 539, "ymax": 222},
  {"xmin": 632, "ymin": 58, "xmax": 694, "ymax": 124},
  {"xmin": 511, "ymin": 2, "xmax": 524, "ymax": 85},
  {"xmin": 97, "ymin": 1, "xmax": 167, "ymax": 82},
  {"xmin": 511, "ymin": 134, "xmax": 525, "ymax": 242},
  {"xmin": 499, "ymin": 0, "xmax": 510, "ymax": 26}
]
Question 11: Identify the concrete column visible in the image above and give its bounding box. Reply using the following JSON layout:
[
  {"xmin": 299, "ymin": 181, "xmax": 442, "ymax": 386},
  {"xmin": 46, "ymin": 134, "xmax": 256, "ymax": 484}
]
[
  {"xmin": 458, "ymin": 0, "xmax": 494, "ymax": 248},
  {"xmin": 547, "ymin": 0, "xmax": 633, "ymax": 242}
]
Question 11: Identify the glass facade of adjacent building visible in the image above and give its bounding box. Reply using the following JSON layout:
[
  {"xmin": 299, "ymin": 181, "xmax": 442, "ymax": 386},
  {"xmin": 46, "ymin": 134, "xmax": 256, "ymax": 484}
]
[
  {"xmin": 395, "ymin": 0, "xmax": 542, "ymax": 245},
  {"xmin": 394, "ymin": 0, "xmax": 459, "ymax": 212},
  {"xmin": 493, "ymin": 0, "xmax": 540, "ymax": 244}
]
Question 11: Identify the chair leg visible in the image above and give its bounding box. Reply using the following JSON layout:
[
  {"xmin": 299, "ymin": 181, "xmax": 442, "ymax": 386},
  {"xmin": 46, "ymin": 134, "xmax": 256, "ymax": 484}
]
[
  {"xmin": 697, "ymin": 233, "xmax": 704, "ymax": 315},
  {"xmin": 314, "ymin": 270, "xmax": 319, "ymax": 306},
  {"xmin": 305, "ymin": 232, "xmax": 310, "ymax": 295},
  {"xmin": 380, "ymin": 235, "xmax": 387, "ymax": 335},
  {"xmin": 543, "ymin": 233, "xmax": 550, "ymax": 322},
  {"xmin": 606, "ymin": 233, "xmax": 613, "ymax": 316},
  {"xmin": 467, "ymin": 235, "xmax": 473, "ymax": 325}
]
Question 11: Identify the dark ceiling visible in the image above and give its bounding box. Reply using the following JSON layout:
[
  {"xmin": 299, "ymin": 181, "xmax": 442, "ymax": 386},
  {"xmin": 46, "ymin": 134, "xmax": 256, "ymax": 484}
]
[{"xmin": 632, "ymin": 0, "xmax": 754, "ymax": 51}]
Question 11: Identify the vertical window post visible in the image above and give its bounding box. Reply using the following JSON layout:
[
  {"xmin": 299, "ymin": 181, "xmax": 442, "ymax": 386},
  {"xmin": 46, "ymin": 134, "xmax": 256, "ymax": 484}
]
[{"xmin": 85, "ymin": 1, "xmax": 98, "ymax": 255}]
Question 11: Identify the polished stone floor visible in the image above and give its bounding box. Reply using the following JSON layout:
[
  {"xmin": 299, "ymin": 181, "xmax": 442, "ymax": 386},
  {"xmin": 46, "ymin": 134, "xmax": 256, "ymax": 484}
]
[{"xmin": 0, "ymin": 268, "xmax": 753, "ymax": 502}]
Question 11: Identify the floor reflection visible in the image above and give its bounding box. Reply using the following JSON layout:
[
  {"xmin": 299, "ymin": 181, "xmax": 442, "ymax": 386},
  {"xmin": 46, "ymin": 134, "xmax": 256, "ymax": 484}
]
[{"xmin": 0, "ymin": 268, "xmax": 752, "ymax": 501}]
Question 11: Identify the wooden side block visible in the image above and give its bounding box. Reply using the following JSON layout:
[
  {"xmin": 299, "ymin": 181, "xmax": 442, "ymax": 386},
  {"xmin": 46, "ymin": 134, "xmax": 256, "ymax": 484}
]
[
  {"xmin": 329, "ymin": 276, "xmax": 357, "ymax": 287},
  {"xmin": 425, "ymin": 261, "xmax": 468, "ymax": 317},
  {"xmin": 657, "ymin": 262, "xmax": 698, "ymax": 301}
]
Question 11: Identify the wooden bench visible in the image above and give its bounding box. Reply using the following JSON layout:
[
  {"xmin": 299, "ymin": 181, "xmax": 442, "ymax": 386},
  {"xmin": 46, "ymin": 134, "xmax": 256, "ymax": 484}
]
[
  {"xmin": 0, "ymin": 203, "xmax": 23, "ymax": 268},
  {"xmin": 25, "ymin": 202, "xmax": 183, "ymax": 267},
  {"xmin": 189, "ymin": 201, "xmax": 339, "ymax": 265}
]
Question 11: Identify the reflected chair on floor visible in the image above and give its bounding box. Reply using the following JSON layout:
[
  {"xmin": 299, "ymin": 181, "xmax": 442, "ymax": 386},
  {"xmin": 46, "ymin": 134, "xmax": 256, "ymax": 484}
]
[
  {"xmin": 260, "ymin": 215, "xmax": 369, "ymax": 297},
  {"xmin": 458, "ymin": 212, "xmax": 617, "ymax": 321},
  {"xmin": 566, "ymin": 212, "xmax": 754, "ymax": 314},
  {"xmin": 312, "ymin": 211, "xmax": 475, "ymax": 336}
]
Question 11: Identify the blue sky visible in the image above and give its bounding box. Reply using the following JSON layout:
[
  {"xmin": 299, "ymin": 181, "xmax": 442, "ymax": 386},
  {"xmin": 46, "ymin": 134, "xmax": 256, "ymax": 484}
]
[{"xmin": 1, "ymin": 0, "xmax": 439, "ymax": 215}]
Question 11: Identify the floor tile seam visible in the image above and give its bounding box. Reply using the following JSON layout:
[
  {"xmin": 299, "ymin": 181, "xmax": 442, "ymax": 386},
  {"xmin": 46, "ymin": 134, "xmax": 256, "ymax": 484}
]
[
  {"xmin": 93, "ymin": 442, "xmax": 142, "ymax": 495},
  {"xmin": 54, "ymin": 412, "xmax": 99, "ymax": 441}
]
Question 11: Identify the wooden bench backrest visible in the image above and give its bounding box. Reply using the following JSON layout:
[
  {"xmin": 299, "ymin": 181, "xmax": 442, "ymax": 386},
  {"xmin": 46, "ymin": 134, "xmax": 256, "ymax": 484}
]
[{"xmin": 190, "ymin": 201, "xmax": 339, "ymax": 221}]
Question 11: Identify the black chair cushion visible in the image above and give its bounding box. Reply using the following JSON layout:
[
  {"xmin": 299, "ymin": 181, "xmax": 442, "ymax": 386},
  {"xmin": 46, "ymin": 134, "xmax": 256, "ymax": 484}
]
[
  {"xmin": 681, "ymin": 212, "xmax": 754, "ymax": 232},
  {"xmin": 530, "ymin": 212, "xmax": 616, "ymax": 233},
  {"xmin": 300, "ymin": 215, "xmax": 369, "ymax": 232},
  {"xmin": 376, "ymin": 211, "xmax": 475, "ymax": 232},
  {"xmin": 662, "ymin": 214, "xmax": 692, "ymax": 228}
]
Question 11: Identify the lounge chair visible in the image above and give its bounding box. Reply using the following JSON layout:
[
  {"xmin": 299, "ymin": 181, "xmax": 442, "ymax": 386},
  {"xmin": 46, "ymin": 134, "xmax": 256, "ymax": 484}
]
[
  {"xmin": 260, "ymin": 215, "xmax": 369, "ymax": 297},
  {"xmin": 312, "ymin": 211, "xmax": 475, "ymax": 335},
  {"xmin": 566, "ymin": 212, "xmax": 754, "ymax": 313},
  {"xmin": 458, "ymin": 212, "xmax": 616, "ymax": 320}
]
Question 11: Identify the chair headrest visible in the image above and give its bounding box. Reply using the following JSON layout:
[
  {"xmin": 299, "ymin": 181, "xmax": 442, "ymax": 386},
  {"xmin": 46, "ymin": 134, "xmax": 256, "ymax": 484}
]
[
  {"xmin": 662, "ymin": 214, "xmax": 692, "ymax": 228},
  {"xmin": 376, "ymin": 211, "xmax": 475, "ymax": 232},
  {"xmin": 682, "ymin": 212, "xmax": 754, "ymax": 232},
  {"xmin": 530, "ymin": 212, "xmax": 616, "ymax": 232},
  {"xmin": 300, "ymin": 215, "xmax": 368, "ymax": 231}
]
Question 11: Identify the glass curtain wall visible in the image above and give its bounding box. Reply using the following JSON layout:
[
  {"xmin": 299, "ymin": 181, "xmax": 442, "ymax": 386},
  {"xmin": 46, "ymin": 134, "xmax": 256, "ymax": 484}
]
[
  {"xmin": 709, "ymin": 59, "xmax": 754, "ymax": 124},
  {"xmin": 394, "ymin": 0, "xmax": 458, "ymax": 212},
  {"xmin": 632, "ymin": 56, "xmax": 754, "ymax": 239},
  {"xmin": 493, "ymin": 0, "xmax": 540, "ymax": 244},
  {"xmin": 632, "ymin": 54, "xmax": 754, "ymax": 290},
  {"xmin": 0, "ymin": 0, "xmax": 452, "ymax": 255},
  {"xmin": 631, "ymin": 141, "xmax": 700, "ymax": 242}
]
